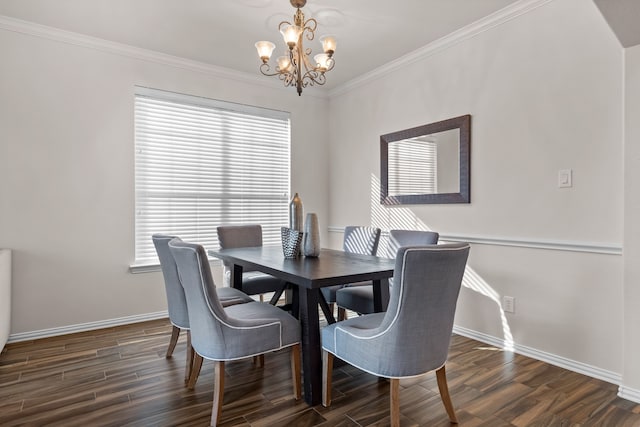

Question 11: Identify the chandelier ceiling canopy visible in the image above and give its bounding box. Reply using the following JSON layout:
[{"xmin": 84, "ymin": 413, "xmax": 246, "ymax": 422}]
[{"xmin": 255, "ymin": 0, "xmax": 337, "ymax": 96}]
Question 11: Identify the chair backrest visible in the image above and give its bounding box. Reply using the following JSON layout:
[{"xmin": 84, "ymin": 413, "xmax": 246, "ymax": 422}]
[
  {"xmin": 167, "ymin": 238, "xmax": 231, "ymax": 358},
  {"xmin": 217, "ymin": 225, "xmax": 263, "ymax": 273},
  {"xmin": 217, "ymin": 224, "xmax": 263, "ymax": 249},
  {"xmin": 387, "ymin": 229, "xmax": 439, "ymax": 258},
  {"xmin": 375, "ymin": 243, "xmax": 470, "ymax": 376},
  {"xmin": 152, "ymin": 234, "xmax": 189, "ymax": 329},
  {"xmin": 343, "ymin": 226, "xmax": 381, "ymax": 256},
  {"xmin": 169, "ymin": 238, "xmax": 293, "ymax": 360}
]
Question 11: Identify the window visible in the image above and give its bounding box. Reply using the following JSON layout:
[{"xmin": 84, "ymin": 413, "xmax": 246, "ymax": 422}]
[{"xmin": 133, "ymin": 87, "xmax": 290, "ymax": 266}]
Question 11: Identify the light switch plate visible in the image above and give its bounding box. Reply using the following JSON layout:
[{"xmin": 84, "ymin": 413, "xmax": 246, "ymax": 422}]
[{"xmin": 558, "ymin": 169, "xmax": 572, "ymax": 188}]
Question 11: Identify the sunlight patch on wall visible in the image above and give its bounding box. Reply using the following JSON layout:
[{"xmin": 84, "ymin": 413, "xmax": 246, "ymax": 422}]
[{"xmin": 370, "ymin": 174, "xmax": 514, "ymax": 351}]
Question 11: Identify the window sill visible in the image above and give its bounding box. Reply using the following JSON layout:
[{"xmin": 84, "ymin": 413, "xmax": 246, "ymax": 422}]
[
  {"xmin": 129, "ymin": 258, "xmax": 223, "ymax": 274},
  {"xmin": 129, "ymin": 263, "xmax": 161, "ymax": 274}
]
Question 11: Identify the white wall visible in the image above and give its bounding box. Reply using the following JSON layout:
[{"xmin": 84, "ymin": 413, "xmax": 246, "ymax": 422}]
[
  {"xmin": 623, "ymin": 44, "xmax": 640, "ymax": 394},
  {"xmin": 0, "ymin": 26, "xmax": 330, "ymax": 334},
  {"xmin": 327, "ymin": 0, "xmax": 624, "ymax": 376},
  {"xmin": 0, "ymin": 249, "xmax": 11, "ymax": 350}
]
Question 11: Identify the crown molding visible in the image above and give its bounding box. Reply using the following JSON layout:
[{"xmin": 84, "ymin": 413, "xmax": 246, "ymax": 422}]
[
  {"xmin": 329, "ymin": 0, "xmax": 554, "ymax": 97},
  {"xmin": 0, "ymin": 14, "xmax": 328, "ymax": 99}
]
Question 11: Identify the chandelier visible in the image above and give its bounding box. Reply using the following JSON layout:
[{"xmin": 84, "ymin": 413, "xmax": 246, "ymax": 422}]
[{"xmin": 255, "ymin": 0, "xmax": 337, "ymax": 96}]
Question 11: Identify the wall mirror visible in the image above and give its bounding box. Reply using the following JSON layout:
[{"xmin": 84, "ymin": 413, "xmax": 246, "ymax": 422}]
[{"xmin": 380, "ymin": 114, "xmax": 470, "ymax": 205}]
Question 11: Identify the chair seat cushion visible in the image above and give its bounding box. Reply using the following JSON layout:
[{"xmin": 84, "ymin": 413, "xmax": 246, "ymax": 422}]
[
  {"xmin": 336, "ymin": 285, "xmax": 374, "ymax": 315},
  {"xmin": 320, "ymin": 285, "xmax": 343, "ymax": 303},
  {"xmin": 321, "ymin": 281, "xmax": 371, "ymax": 303},
  {"xmin": 217, "ymin": 287, "xmax": 254, "ymax": 307},
  {"xmin": 321, "ymin": 312, "xmax": 386, "ymax": 357},
  {"xmin": 225, "ymin": 301, "xmax": 301, "ymax": 349},
  {"xmin": 240, "ymin": 271, "xmax": 287, "ymax": 296}
]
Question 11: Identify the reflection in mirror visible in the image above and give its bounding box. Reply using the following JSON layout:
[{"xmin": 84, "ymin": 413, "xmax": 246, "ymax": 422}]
[
  {"xmin": 381, "ymin": 115, "xmax": 470, "ymax": 205},
  {"xmin": 388, "ymin": 128, "xmax": 460, "ymax": 196}
]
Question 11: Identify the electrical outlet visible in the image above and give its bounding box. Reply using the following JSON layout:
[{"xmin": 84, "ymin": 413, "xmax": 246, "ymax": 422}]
[{"xmin": 503, "ymin": 296, "xmax": 515, "ymax": 313}]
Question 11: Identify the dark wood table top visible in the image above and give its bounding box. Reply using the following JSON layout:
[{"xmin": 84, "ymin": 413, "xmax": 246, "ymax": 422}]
[{"xmin": 208, "ymin": 246, "xmax": 395, "ymax": 289}]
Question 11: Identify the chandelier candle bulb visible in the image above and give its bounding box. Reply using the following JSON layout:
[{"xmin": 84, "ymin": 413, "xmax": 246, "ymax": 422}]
[
  {"xmin": 277, "ymin": 56, "xmax": 292, "ymax": 73},
  {"xmin": 281, "ymin": 25, "xmax": 301, "ymax": 48},
  {"xmin": 314, "ymin": 53, "xmax": 330, "ymax": 72},
  {"xmin": 320, "ymin": 35, "xmax": 336, "ymax": 56},
  {"xmin": 255, "ymin": 41, "xmax": 275, "ymax": 63}
]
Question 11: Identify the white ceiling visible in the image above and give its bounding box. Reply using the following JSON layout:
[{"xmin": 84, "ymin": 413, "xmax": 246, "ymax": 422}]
[{"xmin": 0, "ymin": 0, "xmax": 524, "ymax": 90}]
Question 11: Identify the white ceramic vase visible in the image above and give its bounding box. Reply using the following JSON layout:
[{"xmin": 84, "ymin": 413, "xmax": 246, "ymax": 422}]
[{"xmin": 302, "ymin": 213, "xmax": 320, "ymax": 257}]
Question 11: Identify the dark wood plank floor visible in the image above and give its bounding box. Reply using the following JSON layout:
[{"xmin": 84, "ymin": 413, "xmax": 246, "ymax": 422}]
[{"xmin": 1, "ymin": 318, "xmax": 640, "ymax": 426}]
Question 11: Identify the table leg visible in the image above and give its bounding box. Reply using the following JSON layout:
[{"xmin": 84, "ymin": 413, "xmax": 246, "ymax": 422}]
[
  {"xmin": 231, "ymin": 264, "xmax": 243, "ymax": 291},
  {"xmin": 318, "ymin": 292, "xmax": 336, "ymax": 324},
  {"xmin": 291, "ymin": 286, "xmax": 299, "ymax": 319},
  {"xmin": 372, "ymin": 278, "xmax": 390, "ymax": 312},
  {"xmin": 298, "ymin": 287, "xmax": 322, "ymax": 406}
]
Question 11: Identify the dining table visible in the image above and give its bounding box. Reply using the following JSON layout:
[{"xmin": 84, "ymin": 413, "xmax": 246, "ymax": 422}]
[{"xmin": 208, "ymin": 245, "xmax": 396, "ymax": 406}]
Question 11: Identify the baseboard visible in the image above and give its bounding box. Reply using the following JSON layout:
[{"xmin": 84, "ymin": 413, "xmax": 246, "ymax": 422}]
[
  {"xmin": 618, "ymin": 385, "xmax": 640, "ymax": 404},
  {"xmin": 452, "ymin": 325, "xmax": 623, "ymax": 386},
  {"xmin": 7, "ymin": 311, "xmax": 169, "ymax": 343}
]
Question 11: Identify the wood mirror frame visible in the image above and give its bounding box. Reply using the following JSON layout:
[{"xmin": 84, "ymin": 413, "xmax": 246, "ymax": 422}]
[{"xmin": 380, "ymin": 114, "xmax": 471, "ymax": 205}]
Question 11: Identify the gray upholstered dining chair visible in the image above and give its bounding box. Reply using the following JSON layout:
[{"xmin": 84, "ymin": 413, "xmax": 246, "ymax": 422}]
[
  {"xmin": 217, "ymin": 225, "xmax": 288, "ymax": 304},
  {"xmin": 322, "ymin": 243, "xmax": 470, "ymax": 427},
  {"xmin": 168, "ymin": 238, "xmax": 301, "ymax": 427},
  {"xmin": 320, "ymin": 225, "xmax": 381, "ymax": 316},
  {"xmin": 152, "ymin": 234, "xmax": 253, "ymax": 385},
  {"xmin": 335, "ymin": 229, "xmax": 439, "ymax": 318}
]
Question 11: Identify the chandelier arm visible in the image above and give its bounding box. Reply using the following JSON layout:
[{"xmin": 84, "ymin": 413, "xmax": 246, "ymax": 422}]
[
  {"xmin": 301, "ymin": 69, "xmax": 326, "ymax": 86},
  {"xmin": 259, "ymin": 63, "xmax": 287, "ymax": 77},
  {"xmin": 303, "ymin": 18, "xmax": 317, "ymax": 41},
  {"xmin": 324, "ymin": 57, "xmax": 335, "ymax": 72},
  {"xmin": 281, "ymin": 73, "xmax": 295, "ymax": 87},
  {"xmin": 300, "ymin": 47, "xmax": 315, "ymax": 72},
  {"xmin": 278, "ymin": 20, "xmax": 294, "ymax": 32}
]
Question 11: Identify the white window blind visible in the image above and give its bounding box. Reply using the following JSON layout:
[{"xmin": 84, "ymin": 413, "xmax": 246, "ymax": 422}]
[
  {"xmin": 134, "ymin": 87, "xmax": 291, "ymax": 266},
  {"xmin": 388, "ymin": 138, "xmax": 437, "ymax": 195}
]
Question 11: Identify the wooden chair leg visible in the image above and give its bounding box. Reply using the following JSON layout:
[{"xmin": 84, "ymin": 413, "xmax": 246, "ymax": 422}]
[
  {"xmin": 188, "ymin": 353, "xmax": 204, "ymax": 390},
  {"xmin": 337, "ymin": 307, "xmax": 347, "ymax": 321},
  {"xmin": 210, "ymin": 361, "xmax": 225, "ymax": 427},
  {"xmin": 185, "ymin": 330, "xmax": 194, "ymax": 383},
  {"xmin": 390, "ymin": 378, "xmax": 400, "ymax": 427},
  {"xmin": 436, "ymin": 365, "xmax": 458, "ymax": 423},
  {"xmin": 166, "ymin": 325, "xmax": 180, "ymax": 357},
  {"xmin": 322, "ymin": 350, "xmax": 334, "ymax": 407},
  {"xmin": 290, "ymin": 344, "xmax": 301, "ymax": 399},
  {"xmin": 253, "ymin": 354, "xmax": 265, "ymax": 367}
]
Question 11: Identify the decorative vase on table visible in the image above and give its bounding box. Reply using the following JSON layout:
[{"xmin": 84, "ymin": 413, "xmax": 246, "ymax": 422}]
[
  {"xmin": 302, "ymin": 213, "xmax": 320, "ymax": 257},
  {"xmin": 289, "ymin": 193, "xmax": 303, "ymax": 231},
  {"xmin": 289, "ymin": 193, "xmax": 303, "ymax": 256},
  {"xmin": 281, "ymin": 227, "xmax": 303, "ymax": 259}
]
